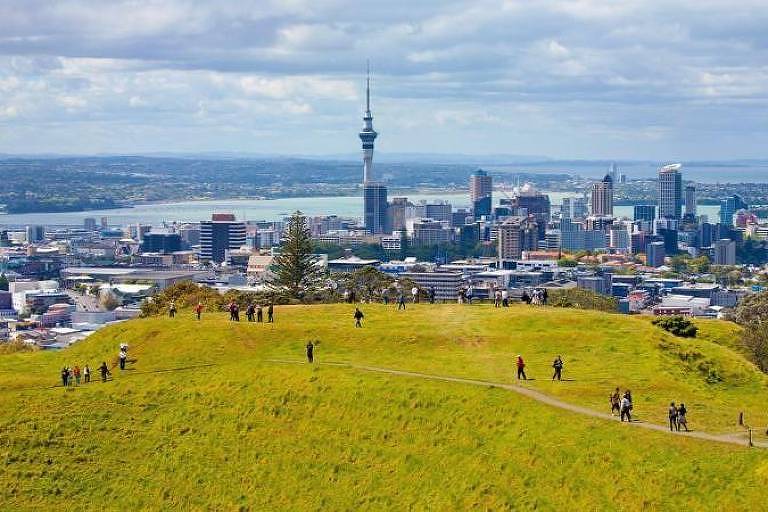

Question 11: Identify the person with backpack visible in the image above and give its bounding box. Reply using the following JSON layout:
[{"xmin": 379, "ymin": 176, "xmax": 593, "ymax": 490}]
[
  {"xmin": 354, "ymin": 307, "xmax": 364, "ymax": 328},
  {"xmin": 551, "ymin": 355, "xmax": 564, "ymax": 381},
  {"xmin": 99, "ymin": 362, "xmax": 111, "ymax": 382},
  {"xmin": 516, "ymin": 355, "xmax": 527, "ymax": 380},
  {"xmin": 83, "ymin": 364, "xmax": 91, "ymax": 384},
  {"xmin": 194, "ymin": 302, "xmax": 204, "ymax": 320},
  {"xmin": 306, "ymin": 341, "xmax": 314, "ymax": 363},
  {"xmin": 668, "ymin": 402, "xmax": 679, "ymax": 431},
  {"xmin": 677, "ymin": 403, "xmax": 689, "ymax": 432}
]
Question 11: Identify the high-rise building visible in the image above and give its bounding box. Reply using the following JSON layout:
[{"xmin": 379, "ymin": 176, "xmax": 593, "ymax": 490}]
[
  {"xmin": 470, "ymin": 169, "xmax": 492, "ymax": 218},
  {"xmin": 84, "ymin": 218, "xmax": 97, "ymax": 231},
  {"xmin": 590, "ymin": 174, "xmax": 613, "ymax": 216},
  {"xmin": 719, "ymin": 194, "xmax": 747, "ymax": 226},
  {"xmin": 658, "ymin": 164, "xmax": 683, "ymax": 219},
  {"xmin": 633, "ymin": 205, "xmax": 656, "ymax": 222},
  {"xmin": 561, "ymin": 197, "xmax": 587, "ymax": 220},
  {"xmin": 363, "ymin": 183, "xmax": 388, "ymax": 234},
  {"xmin": 25, "ymin": 225, "xmax": 45, "ymax": 243},
  {"xmin": 497, "ymin": 217, "xmax": 537, "ymax": 260},
  {"xmin": 646, "ymin": 241, "xmax": 666, "ymax": 267},
  {"xmin": 713, "ymin": 238, "xmax": 736, "ymax": 265},
  {"xmin": 199, "ymin": 213, "xmax": 247, "ymax": 263},
  {"xmin": 359, "ymin": 65, "xmax": 388, "ymax": 234},
  {"xmin": 387, "ymin": 197, "xmax": 411, "ymax": 232},
  {"xmin": 684, "ymin": 185, "xmax": 697, "ymax": 218},
  {"xmin": 141, "ymin": 232, "xmax": 182, "ymax": 254},
  {"xmin": 501, "ymin": 183, "xmax": 551, "ymax": 240},
  {"xmin": 424, "ymin": 202, "xmax": 453, "ymax": 225},
  {"xmin": 411, "ymin": 219, "xmax": 451, "ymax": 247}
]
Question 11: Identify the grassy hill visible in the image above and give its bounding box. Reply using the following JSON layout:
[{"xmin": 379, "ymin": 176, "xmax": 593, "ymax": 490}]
[{"xmin": 1, "ymin": 304, "xmax": 767, "ymax": 510}]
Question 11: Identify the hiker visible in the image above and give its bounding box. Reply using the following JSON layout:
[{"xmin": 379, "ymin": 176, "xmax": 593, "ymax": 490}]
[
  {"xmin": 99, "ymin": 361, "xmax": 111, "ymax": 382},
  {"xmin": 194, "ymin": 302, "xmax": 204, "ymax": 320},
  {"xmin": 61, "ymin": 367, "xmax": 69, "ymax": 387},
  {"xmin": 677, "ymin": 403, "xmax": 689, "ymax": 432},
  {"xmin": 168, "ymin": 301, "xmax": 177, "ymax": 318},
  {"xmin": 521, "ymin": 290, "xmax": 531, "ymax": 305},
  {"xmin": 620, "ymin": 394, "xmax": 632, "ymax": 422},
  {"xmin": 668, "ymin": 402, "xmax": 679, "ymax": 431},
  {"xmin": 256, "ymin": 304, "xmax": 263, "ymax": 322},
  {"xmin": 397, "ymin": 293, "xmax": 406, "ymax": 310},
  {"xmin": 306, "ymin": 341, "xmax": 314, "ymax": 363},
  {"xmin": 429, "ymin": 287, "xmax": 436, "ymax": 304},
  {"xmin": 516, "ymin": 355, "xmax": 527, "ymax": 380},
  {"xmin": 411, "ymin": 286, "xmax": 419, "ymax": 303},
  {"xmin": 83, "ymin": 364, "xmax": 91, "ymax": 384},
  {"xmin": 267, "ymin": 303, "xmax": 274, "ymax": 323},
  {"xmin": 609, "ymin": 387, "xmax": 621, "ymax": 416},
  {"xmin": 551, "ymin": 356, "xmax": 564, "ymax": 381},
  {"xmin": 73, "ymin": 365, "xmax": 81, "ymax": 385},
  {"xmin": 246, "ymin": 303, "xmax": 255, "ymax": 322},
  {"xmin": 354, "ymin": 307, "xmax": 364, "ymax": 328},
  {"xmin": 119, "ymin": 348, "xmax": 127, "ymax": 370}
]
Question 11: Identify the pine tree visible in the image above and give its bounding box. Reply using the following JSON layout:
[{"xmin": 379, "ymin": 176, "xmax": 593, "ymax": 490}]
[
  {"xmin": 270, "ymin": 211, "xmax": 324, "ymax": 298},
  {"xmin": 0, "ymin": 273, "xmax": 8, "ymax": 292}
]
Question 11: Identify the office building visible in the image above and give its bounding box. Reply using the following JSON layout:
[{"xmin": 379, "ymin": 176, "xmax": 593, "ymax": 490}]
[
  {"xmin": 412, "ymin": 219, "xmax": 451, "ymax": 247},
  {"xmin": 561, "ymin": 197, "xmax": 587, "ymax": 220},
  {"xmin": 199, "ymin": 213, "xmax": 247, "ymax": 263},
  {"xmin": 502, "ymin": 183, "xmax": 551, "ymax": 240},
  {"xmin": 388, "ymin": 197, "xmax": 411, "ymax": 231},
  {"xmin": 25, "ymin": 225, "xmax": 45, "ymax": 243},
  {"xmin": 684, "ymin": 185, "xmax": 697, "ymax": 218},
  {"xmin": 658, "ymin": 164, "xmax": 683, "ymax": 219},
  {"xmin": 719, "ymin": 195, "xmax": 747, "ymax": 226},
  {"xmin": 424, "ymin": 202, "xmax": 453, "ymax": 225},
  {"xmin": 141, "ymin": 232, "xmax": 182, "ymax": 254},
  {"xmin": 590, "ymin": 174, "xmax": 613, "ymax": 216},
  {"xmin": 84, "ymin": 218, "xmax": 97, "ymax": 231},
  {"xmin": 633, "ymin": 205, "xmax": 656, "ymax": 222},
  {"xmin": 470, "ymin": 169, "xmax": 492, "ymax": 218},
  {"xmin": 646, "ymin": 241, "xmax": 666, "ymax": 267},
  {"xmin": 359, "ymin": 65, "xmax": 388, "ymax": 234},
  {"xmin": 497, "ymin": 217, "xmax": 538, "ymax": 260},
  {"xmin": 713, "ymin": 238, "xmax": 736, "ymax": 265}
]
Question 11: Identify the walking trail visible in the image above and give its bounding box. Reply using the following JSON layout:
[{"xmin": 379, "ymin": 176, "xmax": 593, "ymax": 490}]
[{"xmin": 269, "ymin": 359, "xmax": 766, "ymax": 449}]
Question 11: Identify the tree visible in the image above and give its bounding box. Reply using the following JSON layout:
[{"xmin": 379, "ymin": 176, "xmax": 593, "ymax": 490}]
[
  {"xmin": 730, "ymin": 292, "xmax": 768, "ymax": 374},
  {"xmin": 270, "ymin": 211, "xmax": 325, "ymax": 298},
  {"xmin": 0, "ymin": 273, "xmax": 8, "ymax": 291},
  {"xmin": 652, "ymin": 315, "xmax": 698, "ymax": 338}
]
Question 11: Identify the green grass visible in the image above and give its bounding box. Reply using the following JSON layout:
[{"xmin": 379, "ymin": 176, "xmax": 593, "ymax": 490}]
[{"xmin": 1, "ymin": 304, "xmax": 767, "ymax": 510}]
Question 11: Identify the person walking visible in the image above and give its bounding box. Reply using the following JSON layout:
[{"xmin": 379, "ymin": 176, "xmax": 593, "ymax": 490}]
[
  {"xmin": 411, "ymin": 286, "xmax": 419, "ymax": 304},
  {"xmin": 494, "ymin": 289, "xmax": 502, "ymax": 308},
  {"xmin": 194, "ymin": 302, "xmax": 204, "ymax": 320},
  {"xmin": 551, "ymin": 356, "xmax": 564, "ymax": 381},
  {"xmin": 306, "ymin": 341, "xmax": 314, "ymax": 363},
  {"xmin": 61, "ymin": 367, "xmax": 69, "ymax": 387},
  {"xmin": 502, "ymin": 289, "xmax": 509, "ymax": 307},
  {"xmin": 397, "ymin": 293, "xmax": 406, "ymax": 310},
  {"xmin": 668, "ymin": 402, "xmax": 679, "ymax": 431},
  {"xmin": 67, "ymin": 367, "xmax": 75, "ymax": 387},
  {"xmin": 677, "ymin": 403, "xmax": 689, "ymax": 432},
  {"xmin": 516, "ymin": 355, "xmax": 527, "ymax": 380},
  {"xmin": 99, "ymin": 361, "xmax": 111, "ymax": 382},
  {"xmin": 119, "ymin": 348, "xmax": 127, "ymax": 370},
  {"xmin": 542, "ymin": 288, "xmax": 549, "ymax": 305},
  {"xmin": 609, "ymin": 387, "xmax": 621, "ymax": 416},
  {"xmin": 267, "ymin": 303, "xmax": 274, "ymax": 323},
  {"xmin": 83, "ymin": 364, "xmax": 91, "ymax": 384},
  {"xmin": 620, "ymin": 394, "xmax": 632, "ymax": 422},
  {"xmin": 256, "ymin": 304, "xmax": 263, "ymax": 323},
  {"xmin": 73, "ymin": 365, "xmax": 81, "ymax": 385},
  {"xmin": 521, "ymin": 290, "xmax": 531, "ymax": 305},
  {"xmin": 246, "ymin": 303, "xmax": 255, "ymax": 322},
  {"xmin": 429, "ymin": 287, "xmax": 436, "ymax": 304},
  {"xmin": 228, "ymin": 301, "xmax": 237, "ymax": 321},
  {"xmin": 354, "ymin": 307, "xmax": 364, "ymax": 328},
  {"xmin": 168, "ymin": 301, "xmax": 177, "ymax": 318}
]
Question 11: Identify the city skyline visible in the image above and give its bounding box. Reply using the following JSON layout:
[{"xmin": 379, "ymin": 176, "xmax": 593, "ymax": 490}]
[{"xmin": 0, "ymin": 1, "xmax": 766, "ymax": 159}]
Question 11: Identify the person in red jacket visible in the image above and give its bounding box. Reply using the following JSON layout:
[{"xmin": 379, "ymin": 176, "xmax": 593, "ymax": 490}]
[
  {"xmin": 194, "ymin": 302, "xmax": 204, "ymax": 320},
  {"xmin": 516, "ymin": 355, "xmax": 527, "ymax": 380}
]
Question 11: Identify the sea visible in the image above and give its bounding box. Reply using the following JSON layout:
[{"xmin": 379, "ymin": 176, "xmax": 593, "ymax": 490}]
[{"xmin": 0, "ymin": 192, "xmax": 720, "ymax": 228}]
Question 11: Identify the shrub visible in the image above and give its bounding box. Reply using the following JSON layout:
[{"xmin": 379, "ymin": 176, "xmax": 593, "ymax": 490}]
[
  {"xmin": 548, "ymin": 288, "xmax": 618, "ymax": 312},
  {"xmin": 652, "ymin": 316, "xmax": 698, "ymax": 338}
]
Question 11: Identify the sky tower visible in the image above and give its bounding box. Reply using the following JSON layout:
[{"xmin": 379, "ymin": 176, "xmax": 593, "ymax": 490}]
[
  {"xmin": 359, "ymin": 63, "xmax": 378, "ymax": 183},
  {"xmin": 359, "ymin": 63, "xmax": 387, "ymax": 234}
]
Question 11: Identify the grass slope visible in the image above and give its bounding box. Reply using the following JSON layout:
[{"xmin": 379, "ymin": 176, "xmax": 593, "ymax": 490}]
[{"xmin": 1, "ymin": 304, "xmax": 767, "ymax": 509}]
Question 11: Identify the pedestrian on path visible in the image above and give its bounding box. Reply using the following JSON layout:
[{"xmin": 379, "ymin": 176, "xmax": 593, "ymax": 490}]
[
  {"xmin": 194, "ymin": 302, "xmax": 204, "ymax": 320},
  {"xmin": 677, "ymin": 403, "xmax": 689, "ymax": 432},
  {"xmin": 668, "ymin": 402, "xmax": 679, "ymax": 431},
  {"xmin": 620, "ymin": 394, "xmax": 632, "ymax": 422},
  {"xmin": 609, "ymin": 387, "xmax": 621, "ymax": 415},
  {"xmin": 551, "ymin": 356, "xmax": 564, "ymax": 381},
  {"xmin": 99, "ymin": 362, "xmax": 111, "ymax": 382},
  {"xmin": 73, "ymin": 365, "xmax": 81, "ymax": 385},
  {"xmin": 83, "ymin": 364, "xmax": 91, "ymax": 384},
  {"xmin": 354, "ymin": 307, "xmax": 364, "ymax": 328},
  {"xmin": 516, "ymin": 355, "xmax": 527, "ymax": 380},
  {"xmin": 397, "ymin": 293, "xmax": 406, "ymax": 310},
  {"xmin": 119, "ymin": 348, "xmax": 127, "ymax": 370},
  {"xmin": 306, "ymin": 341, "xmax": 314, "ymax": 363},
  {"xmin": 411, "ymin": 286, "xmax": 419, "ymax": 303},
  {"xmin": 61, "ymin": 367, "xmax": 69, "ymax": 387}
]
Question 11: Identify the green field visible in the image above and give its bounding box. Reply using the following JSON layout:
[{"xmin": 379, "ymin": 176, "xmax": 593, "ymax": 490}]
[{"xmin": 1, "ymin": 304, "xmax": 767, "ymax": 510}]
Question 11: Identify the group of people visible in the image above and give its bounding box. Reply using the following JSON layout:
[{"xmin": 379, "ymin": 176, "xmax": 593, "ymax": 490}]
[
  {"xmin": 60, "ymin": 361, "xmax": 112, "ymax": 387},
  {"xmin": 513, "ymin": 354, "xmax": 565, "ymax": 381},
  {"xmin": 610, "ymin": 388, "xmax": 634, "ymax": 422},
  {"xmin": 493, "ymin": 289, "xmax": 511, "ymax": 308},
  {"xmin": 521, "ymin": 288, "xmax": 548, "ymax": 306},
  {"xmin": 668, "ymin": 402, "xmax": 690, "ymax": 431}
]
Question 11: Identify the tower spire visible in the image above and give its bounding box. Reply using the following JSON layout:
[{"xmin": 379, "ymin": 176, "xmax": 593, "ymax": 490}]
[{"xmin": 365, "ymin": 59, "xmax": 371, "ymax": 113}]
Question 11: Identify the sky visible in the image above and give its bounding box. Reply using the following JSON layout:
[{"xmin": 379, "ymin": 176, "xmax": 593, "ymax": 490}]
[{"xmin": 0, "ymin": 0, "xmax": 766, "ymax": 160}]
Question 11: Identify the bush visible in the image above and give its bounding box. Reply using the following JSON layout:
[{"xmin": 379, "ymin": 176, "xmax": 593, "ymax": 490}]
[
  {"xmin": 548, "ymin": 288, "xmax": 618, "ymax": 312},
  {"xmin": 652, "ymin": 316, "xmax": 698, "ymax": 338}
]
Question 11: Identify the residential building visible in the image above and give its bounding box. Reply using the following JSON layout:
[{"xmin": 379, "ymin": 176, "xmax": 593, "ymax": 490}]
[{"xmin": 497, "ymin": 217, "xmax": 538, "ymax": 261}]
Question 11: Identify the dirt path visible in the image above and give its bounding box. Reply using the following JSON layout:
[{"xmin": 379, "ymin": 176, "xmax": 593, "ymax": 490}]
[{"xmin": 269, "ymin": 359, "xmax": 766, "ymax": 449}]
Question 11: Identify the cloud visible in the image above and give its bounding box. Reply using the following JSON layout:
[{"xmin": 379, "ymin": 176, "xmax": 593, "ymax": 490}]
[{"xmin": 0, "ymin": 0, "xmax": 765, "ymax": 158}]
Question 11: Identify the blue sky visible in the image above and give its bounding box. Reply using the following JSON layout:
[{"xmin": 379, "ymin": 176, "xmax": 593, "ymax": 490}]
[{"xmin": 0, "ymin": 0, "xmax": 766, "ymax": 159}]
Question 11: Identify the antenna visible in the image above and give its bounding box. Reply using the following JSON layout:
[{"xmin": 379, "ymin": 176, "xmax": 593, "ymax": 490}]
[{"xmin": 366, "ymin": 59, "xmax": 371, "ymax": 112}]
